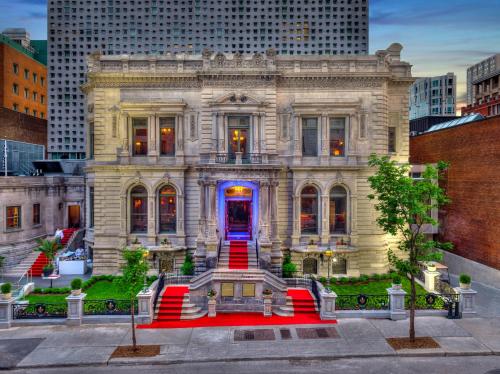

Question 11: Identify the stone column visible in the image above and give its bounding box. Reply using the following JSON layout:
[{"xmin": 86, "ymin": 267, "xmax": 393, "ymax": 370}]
[
  {"xmin": 270, "ymin": 180, "xmax": 282, "ymax": 275},
  {"xmin": 147, "ymin": 194, "xmax": 156, "ymax": 245},
  {"xmin": 263, "ymin": 298, "xmax": 272, "ymax": 317},
  {"xmin": 148, "ymin": 114, "xmax": 158, "ymax": 159},
  {"xmin": 293, "ymin": 115, "xmax": 302, "ymax": 163},
  {"xmin": 136, "ymin": 289, "xmax": 154, "ymax": 324},
  {"xmin": 66, "ymin": 293, "xmax": 86, "ymax": 326},
  {"xmin": 423, "ymin": 270, "xmax": 440, "ymax": 292},
  {"xmin": 387, "ymin": 287, "xmax": 407, "ymax": 320},
  {"xmin": 0, "ymin": 298, "xmax": 14, "ymax": 329},
  {"xmin": 208, "ymin": 298, "xmax": 216, "ymax": 317},
  {"xmin": 349, "ymin": 194, "xmax": 357, "ymax": 246},
  {"xmin": 320, "ymin": 193, "xmax": 330, "ymax": 246},
  {"xmin": 259, "ymin": 181, "xmax": 271, "ymax": 245},
  {"xmin": 320, "ymin": 289, "xmax": 337, "ymax": 320},
  {"xmin": 210, "ymin": 112, "xmax": 218, "ymax": 162},
  {"xmin": 206, "ymin": 181, "xmax": 218, "ymax": 251},
  {"xmin": 195, "ymin": 180, "xmax": 208, "ymax": 274},
  {"xmin": 259, "ymin": 112, "xmax": 266, "ymax": 154},
  {"xmin": 177, "ymin": 192, "xmax": 186, "ymax": 246},
  {"xmin": 455, "ymin": 287, "xmax": 477, "ymax": 318},
  {"xmin": 219, "ymin": 114, "xmax": 226, "ymax": 153},
  {"xmin": 291, "ymin": 194, "xmax": 301, "ymax": 246},
  {"xmin": 252, "ymin": 113, "xmax": 259, "ymax": 153},
  {"xmin": 119, "ymin": 113, "xmax": 130, "ymax": 161},
  {"xmin": 120, "ymin": 194, "xmax": 127, "ymax": 238},
  {"xmin": 176, "ymin": 114, "xmax": 185, "ymax": 161},
  {"xmin": 320, "ymin": 114, "xmax": 329, "ymax": 165}
]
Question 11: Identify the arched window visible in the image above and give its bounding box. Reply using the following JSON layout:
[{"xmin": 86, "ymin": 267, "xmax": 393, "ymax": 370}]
[
  {"xmin": 301, "ymin": 185, "xmax": 319, "ymax": 234},
  {"xmin": 130, "ymin": 186, "xmax": 147, "ymax": 233},
  {"xmin": 330, "ymin": 186, "xmax": 347, "ymax": 234},
  {"xmin": 303, "ymin": 257, "xmax": 318, "ymax": 275},
  {"xmin": 158, "ymin": 185, "xmax": 176, "ymax": 233}
]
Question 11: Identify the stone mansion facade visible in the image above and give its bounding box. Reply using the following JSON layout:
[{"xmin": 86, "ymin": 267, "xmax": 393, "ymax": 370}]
[{"xmin": 83, "ymin": 44, "xmax": 413, "ymax": 276}]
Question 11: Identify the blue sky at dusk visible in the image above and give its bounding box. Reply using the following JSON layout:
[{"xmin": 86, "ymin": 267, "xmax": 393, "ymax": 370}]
[{"xmin": 1, "ymin": 0, "xmax": 500, "ymax": 107}]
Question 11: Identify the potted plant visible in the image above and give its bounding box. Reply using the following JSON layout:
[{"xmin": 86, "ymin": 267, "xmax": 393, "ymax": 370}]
[
  {"xmin": 0, "ymin": 282, "xmax": 12, "ymax": 300},
  {"xmin": 262, "ymin": 288, "xmax": 273, "ymax": 299},
  {"xmin": 71, "ymin": 278, "xmax": 83, "ymax": 296},
  {"xmin": 426, "ymin": 261, "xmax": 437, "ymax": 272},
  {"xmin": 43, "ymin": 264, "xmax": 54, "ymax": 277},
  {"xmin": 207, "ymin": 289, "xmax": 217, "ymax": 300},
  {"xmin": 391, "ymin": 274, "xmax": 402, "ymax": 290},
  {"xmin": 459, "ymin": 274, "xmax": 471, "ymax": 289}
]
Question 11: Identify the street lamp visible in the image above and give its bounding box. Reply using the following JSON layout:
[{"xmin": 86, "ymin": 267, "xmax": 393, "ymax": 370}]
[{"xmin": 325, "ymin": 249, "xmax": 333, "ymax": 289}]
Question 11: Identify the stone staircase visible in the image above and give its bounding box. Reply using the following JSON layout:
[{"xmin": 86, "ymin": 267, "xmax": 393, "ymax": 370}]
[
  {"xmin": 1, "ymin": 251, "xmax": 40, "ymax": 278},
  {"xmin": 274, "ymin": 288, "xmax": 319, "ymax": 317},
  {"xmin": 217, "ymin": 241, "xmax": 258, "ymax": 269},
  {"xmin": 154, "ymin": 286, "xmax": 207, "ymax": 321}
]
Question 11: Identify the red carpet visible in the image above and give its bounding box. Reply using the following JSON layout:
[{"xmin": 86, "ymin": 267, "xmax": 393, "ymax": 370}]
[
  {"xmin": 287, "ymin": 288, "xmax": 318, "ymax": 315},
  {"xmin": 61, "ymin": 228, "xmax": 77, "ymax": 247},
  {"xmin": 155, "ymin": 286, "xmax": 189, "ymax": 322},
  {"xmin": 29, "ymin": 252, "xmax": 50, "ymax": 276},
  {"xmin": 228, "ymin": 240, "xmax": 248, "ymax": 270},
  {"xmin": 139, "ymin": 312, "xmax": 336, "ymax": 329}
]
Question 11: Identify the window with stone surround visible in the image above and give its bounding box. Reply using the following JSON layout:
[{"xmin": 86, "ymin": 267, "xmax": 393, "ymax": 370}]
[
  {"xmin": 388, "ymin": 126, "xmax": 396, "ymax": 153},
  {"xmin": 32, "ymin": 203, "xmax": 41, "ymax": 226},
  {"xmin": 159, "ymin": 117, "xmax": 175, "ymax": 156},
  {"xmin": 89, "ymin": 187, "xmax": 94, "ymax": 228},
  {"xmin": 301, "ymin": 185, "xmax": 319, "ymax": 234},
  {"xmin": 329, "ymin": 118, "xmax": 346, "ymax": 157},
  {"xmin": 130, "ymin": 186, "xmax": 147, "ymax": 233},
  {"xmin": 302, "ymin": 117, "xmax": 318, "ymax": 157},
  {"xmin": 158, "ymin": 185, "xmax": 176, "ymax": 233},
  {"xmin": 132, "ymin": 118, "xmax": 148, "ymax": 156},
  {"xmin": 6, "ymin": 206, "xmax": 21, "ymax": 230},
  {"xmin": 329, "ymin": 186, "xmax": 347, "ymax": 234}
]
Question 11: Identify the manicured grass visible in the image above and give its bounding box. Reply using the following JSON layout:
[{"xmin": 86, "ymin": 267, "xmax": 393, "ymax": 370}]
[
  {"xmin": 328, "ymin": 278, "xmax": 428, "ymax": 295},
  {"xmin": 24, "ymin": 293, "xmax": 68, "ymax": 304}
]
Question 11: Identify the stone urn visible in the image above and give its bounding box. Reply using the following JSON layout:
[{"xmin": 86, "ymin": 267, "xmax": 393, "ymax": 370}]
[
  {"xmin": 1, "ymin": 293, "xmax": 12, "ymax": 300},
  {"xmin": 426, "ymin": 262, "xmax": 437, "ymax": 272},
  {"xmin": 71, "ymin": 289, "xmax": 82, "ymax": 296},
  {"xmin": 391, "ymin": 283, "xmax": 402, "ymax": 290},
  {"xmin": 459, "ymin": 282, "xmax": 471, "ymax": 290}
]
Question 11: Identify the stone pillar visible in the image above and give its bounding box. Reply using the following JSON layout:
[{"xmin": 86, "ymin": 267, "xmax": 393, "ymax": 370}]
[
  {"xmin": 423, "ymin": 270, "xmax": 440, "ymax": 292},
  {"xmin": 208, "ymin": 299, "xmax": 216, "ymax": 317},
  {"xmin": 148, "ymin": 114, "xmax": 158, "ymax": 159},
  {"xmin": 210, "ymin": 112, "xmax": 218, "ymax": 162},
  {"xmin": 120, "ymin": 112, "xmax": 130, "ymax": 158},
  {"xmin": 195, "ymin": 180, "xmax": 207, "ymax": 274},
  {"xmin": 176, "ymin": 114, "xmax": 185, "ymax": 161},
  {"xmin": 455, "ymin": 287, "xmax": 477, "ymax": 318},
  {"xmin": 291, "ymin": 194, "xmax": 301, "ymax": 246},
  {"xmin": 320, "ymin": 193, "xmax": 330, "ymax": 246},
  {"xmin": 259, "ymin": 181, "xmax": 271, "ymax": 244},
  {"xmin": 293, "ymin": 115, "xmax": 302, "ymax": 162},
  {"xmin": 0, "ymin": 298, "xmax": 14, "ymax": 329},
  {"xmin": 137, "ymin": 289, "xmax": 154, "ymax": 324},
  {"xmin": 206, "ymin": 181, "xmax": 218, "ymax": 267},
  {"xmin": 252, "ymin": 113, "xmax": 259, "ymax": 153},
  {"xmin": 259, "ymin": 112, "xmax": 266, "ymax": 154},
  {"xmin": 263, "ymin": 298, "xmax": 272, "ymax": 317},
  {"xmin": 66, "ymin": 293, "xmax": 86, "ymax": 326},
  {"xmin": 387, "ymin": 287, "xmax": 407, "ymax": 320},
  {"xmin": 147, "ymin": 194, "xmax": 156, "ymax": 245},
  {"xmin": 177, "ymin": 193, "xmax": 186, "ymax": 246},
  {"xmin": 320, "ymin": 114, "xmax": 329, "ymax": 165},
  {"xmin": 320, "ymin": 289, "xmax": 337, "ymax": 320},
  {"xmin": 270, "ymin": 181, "xmax": 282, "ymax": 275}
]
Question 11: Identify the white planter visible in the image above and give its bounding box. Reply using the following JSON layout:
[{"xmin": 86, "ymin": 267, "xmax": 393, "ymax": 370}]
[
  {"xmin": 1, "ymin": 293, "xmax": 12, "ymax": 300},
  {"xmin": 426, "ymin": 263, "xmax": 437, "ymax": 272},
  {"xmin": 391, "ymin": 284, "xmax": 402, "ymax": 290},
  {"xmin": 71, "ymin": 289, "xmax": 82, "ymax": 296},
  {"xmin": 460, "ymin": 282, "xmax": 471, "ymax": 290}
]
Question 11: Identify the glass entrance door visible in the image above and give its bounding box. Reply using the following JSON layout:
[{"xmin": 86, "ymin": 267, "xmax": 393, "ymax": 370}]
[{"xmin": 225, "ymin": 200, "xmax": 252, "ymax": 240}]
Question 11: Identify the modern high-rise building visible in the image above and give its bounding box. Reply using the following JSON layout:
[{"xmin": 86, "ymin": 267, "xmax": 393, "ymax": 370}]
[
  {"xmin": 47, "ymin": 0, "xmax": 369, "ymax": 159},
  {"xmin": 463, "ymin": 54, "xmax": 500, "ymax": 117}
]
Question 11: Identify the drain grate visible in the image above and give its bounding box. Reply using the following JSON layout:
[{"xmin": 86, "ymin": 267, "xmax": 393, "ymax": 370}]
[
  {"xmin": 280, "ymin": 329, "xmax": 292, "ymax": 340},
  {"xmin": 296, "ymin": 327, "xmax": 339, "ymax": 339},
  {"xmin": 234, "ymin": 329, "xmax": 276, "ymax": 341}
]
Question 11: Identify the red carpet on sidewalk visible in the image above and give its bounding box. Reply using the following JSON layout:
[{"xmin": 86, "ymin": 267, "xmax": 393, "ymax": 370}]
[
  {"xmin": 29, "ymin": 252, "xmax": 50, "ymax": 277},
  {"xmin": 287, "ymin": 288, "xmax": 318, "ymax": 315},
  {"xmin": 228, "ymin": 240, "xmax": 248, "ymax": 270},
  {"xmin": 155, "ymin": 286, "xmax": 189, "ymax": 322}
]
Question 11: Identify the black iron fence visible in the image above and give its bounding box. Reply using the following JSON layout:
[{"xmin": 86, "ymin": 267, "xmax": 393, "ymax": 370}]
[
  {"xmin": 12, "ymin": 303, "xmax": 67, "ymax": 319},
  {"xmin": 336, "ymin": 294, "xmax": 390, "ymax": 310},
  {"xmin": 405, "ymin": 293, "xmax": 459, "ymax": 311},
  {"xmin": 310, "ymin": 280, "xmax": 322, "ymax": 310},
  {"xmin": 83, "ymin": 299, "xmax": 138, "ymax": 315}
]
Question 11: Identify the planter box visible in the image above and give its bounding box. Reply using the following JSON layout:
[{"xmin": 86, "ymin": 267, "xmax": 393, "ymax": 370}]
[{"xmin": 59, "ymin": 260, "xmax": 87, "ymax": 275}]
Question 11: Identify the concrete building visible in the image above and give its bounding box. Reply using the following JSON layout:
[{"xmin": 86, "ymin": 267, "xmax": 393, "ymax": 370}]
[
  {"xmin": 410, "ymin": 114, "xmax": 500, "ymax": 285},
  {"xmin": 47, "ymin": 0, "xmax": 369, "ymax": 160},
  {"xmin": 83, "ymin": 44, "xmax": 412, "ymax": 277},
  {"xmin": 408, "ymin": 73, "xmax": 456, "ymax": 132},
  {"xmin": 463, "ymin": 54, "xmax": 500, "ymax": 117}
]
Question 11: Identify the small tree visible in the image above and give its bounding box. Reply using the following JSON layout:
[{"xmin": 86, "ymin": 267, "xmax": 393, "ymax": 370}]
[
  {"xmin": 282, "ymin": 254, "xmax": 297, "ymax": 278},
  {"xmin": 367, "ymin": 155, "xmax": 452, "ymax": 342},
  {"xmin": 180, "ymin": 252, "xmax": 194, "ymax": 276},
  {"xmin": 117, "ymin": 247, "xmax": 149, "ymax": 351},
  {"xmin": 36, "ymin": 239, "xmax": 61, "ymax": 262}
]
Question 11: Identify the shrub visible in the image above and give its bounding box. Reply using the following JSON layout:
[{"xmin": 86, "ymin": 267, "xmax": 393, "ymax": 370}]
[
  {"xmin": 319, "ymin": 276, "xmax": 327, "ymax": 285},
  {"xmin": 330, "ymin": 277, "xmax": 337, "ymax": 283},
  {"xmin": 392, "ymin": 274, "xmax": 402, "ymax": 285},
  {"xmin": 1, "ymin": 282, "xmax": 12, "ymax": 294},
  {"xmin": 381, "ymin": 273, "xmax": 392, "ymax": 280},
  {"xmin": 359, "ymin": 274, "xmax": 369, "ymax": 282},
  {"xmin": 340, "ymin": 277, "xmax": 349, "ymax": 284},
  {"xmin": 371, "ymin": 273, "xmax": 381, "ymax": 281},
  {"xmin": 282, "ymin": 254, "xmax": 297, "ymax": 278},
  {"xmin": 71, "ymin": 278, "xmax": 83, "ymax": 290},
  {"xmin": 181, "ymin": 253, "xmax": 195, "ymax": 276},
  {"xmin": 349, "ymin": 276, "xmax": 359, "ymax": 283},
  {"xmin": 459, "ymin": 274, "xmax": 471, "ymax": 284}
]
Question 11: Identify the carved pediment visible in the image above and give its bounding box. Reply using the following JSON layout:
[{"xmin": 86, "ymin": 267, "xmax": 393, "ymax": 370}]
[{"xmin": 210, "ymin": 92, "xmax": 265, "ymax": 106}]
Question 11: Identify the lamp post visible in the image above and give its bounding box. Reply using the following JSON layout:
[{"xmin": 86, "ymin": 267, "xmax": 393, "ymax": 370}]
[{"xmin": 325, "ymin": 250, "xmax": 333, "ymax": 288}]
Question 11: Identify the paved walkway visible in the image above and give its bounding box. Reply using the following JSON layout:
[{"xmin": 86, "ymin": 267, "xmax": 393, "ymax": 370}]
[{"xmin": 1, "ymin": 316, "xmax": 499, "ymax": 370}]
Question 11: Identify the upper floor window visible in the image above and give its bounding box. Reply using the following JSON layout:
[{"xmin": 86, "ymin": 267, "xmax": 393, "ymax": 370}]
[
  {"xmin": 388, "ymin": 127, "xmax": 396, "ymax": 153},
  {"xmin": 160, "ymin": 117, "xmax": 175, "ymax": 156},
  {"xmin": 329, "ymin": 186, "xmax": 347, "ymax": 234},
  {"xmin": 33, "ymin": 72, "xmax": 38, "ymax": 84},
  {"xmin": 40, "ymin": 76, "xmax": 45, "ymax": 86},
  {"xmin": 24, "ymin": 69, "xmax": 30, "ymax": 79},
  {"xmin": 12, "ymin": 63, "xmax": 19, "ymax": 75},
  {"xmin": 302, "ymin": 117, "xmax": 318, "ymax": 157},
  {"xmin": 158, "ymin": 185, "xmax": 176, "ymax": 233},
  {"xmin": 301, "ymin": 185, "xmax": 319, "ymax": 234},
  {"xmin": 12, "ymin": 83, "xmax": 19, "ymax": 95},
  {"xmin": 228, "ymin": 116, "xmax": 250, "ymax": 160},
  {"xmin": 130, "ymin": 186, "xmax": 147, "ymax": 233},
  {"xmin": 330, "ymin": 118, "xmax": 345, "ymax": 157},
  {"xmin": 6, "ymin": 206, "xmax": 21, "ymax": 230},
  {"xmin": 88, "ymin": 122, "xmax": 94, "ymax": 159},
  {"xmin": 24, "ymin": 88, "xmax": 29, "ymax": 99},
  {"xmin": 132, "ymin": 118, "xmax": 148, "ymax": 156},
  {"xmin": 89, "ymin": 187, "xmax": 94, "ymax": 228},
  {"xmin": 33, "ymin": 203, "xmax": 41, "ymax": 225}
]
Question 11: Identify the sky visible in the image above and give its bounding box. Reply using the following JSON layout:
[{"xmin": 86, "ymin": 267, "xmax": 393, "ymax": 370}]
[{"xmin": 1, "ymin": 0, "xmax": 500, "ymax": 109}]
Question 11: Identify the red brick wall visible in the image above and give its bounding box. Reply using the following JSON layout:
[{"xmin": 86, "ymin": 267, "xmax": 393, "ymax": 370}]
[
  {"xmin": 410, "ymin": 116, "xmax": 500, "ymax": 270},
  {"xmin": 0, "ymin": 107, "xmax": 47, "ymax": 146}
]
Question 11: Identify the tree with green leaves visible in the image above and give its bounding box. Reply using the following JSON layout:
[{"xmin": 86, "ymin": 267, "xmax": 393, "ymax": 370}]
[
  {"xmin": 117, "ymin": 247, "xmax": 149, "ymax": 351},
  {"xmin": 367, "ymin": 155, "xmax": 452, "ymax": 342}
]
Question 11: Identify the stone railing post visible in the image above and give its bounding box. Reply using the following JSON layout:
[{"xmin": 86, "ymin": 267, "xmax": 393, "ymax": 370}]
[
  {"xmin": 208, "ymin": 298, "xmax": 216, "ymax": 317},
  {"xmin": 66, "ymin": 293, "xmax": 86, "ymax": 326},
  {"xmin": 455, "ymin": 287, "xmax": 477, "ymax": 318},
  {"xmin": 0, "ymin": 298, "xmax": 14, "ymax": 329},
  {"xmin": 137, "ymin": 289, "xmax": 154, "ymax": 324},
  {"xmin": 263, "ymin": 297, "xmax": 272, "ymax": 317},
  {"xmin": 387, "ymin": 287, "xmax": 407, "ymax": 320},
  {"xmin": 319, "ymin": 289, "xmax": 337, "ymax": 320},
  {"xmin": 423, "ymin": 270, "xmax": 440, "ymax": 292}
]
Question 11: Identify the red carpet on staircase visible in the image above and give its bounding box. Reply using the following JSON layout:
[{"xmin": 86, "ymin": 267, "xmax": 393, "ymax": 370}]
[
  {"xmin": 61, "ymin": 228, "xmax": 77, "ymax": 247},
  {"xmin": 29, "ymin": 253, "xmax": 50, "ymax": 276},
  {"xmin": 228, "ymin": 240, "xmax": 248, "ymax": 270},
  {"xmin": 155, "ymin": 286, "xmax": 189, "ymax": 322},
  {"xmin": 287, "ymin": 288, "xmax": 318, "ymax": 315}
]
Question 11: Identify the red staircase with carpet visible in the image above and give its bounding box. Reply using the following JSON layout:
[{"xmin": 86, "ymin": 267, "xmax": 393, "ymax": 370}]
[
  {"xmin": 228, "ymin": 240, "xmax": 249, "ymax": 270},
  {"xmin": 60, "ymin": 228, "xmax": 77, "ymax": 247},
  {"xmin": 155, "ymin": 286, "xmax": 190, "ymax": 321},
  {"xmin": 287, "ymin": 288, "xmax": 318, "ymax": 315},
  {"xmin": 29, "ymin": 252, "xmax": 50, "ymax": 277}
]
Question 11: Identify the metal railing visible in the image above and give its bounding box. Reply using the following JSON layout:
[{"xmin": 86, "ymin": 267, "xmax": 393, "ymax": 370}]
[
  {"xmin": 336, "ymin": 294, "xmax": 390, "ymax": 310},
  {"xmin": 12, "ymin": 302, "xmax": 68, "ymax": 319},
  {"xmin": 405, "ymin": 293, "xmax": 459, "ymax": 311},
  {"xmin": 255, "ymin": 238, "xmax": 259, "ymax": 268},
  {"xmin": 217, "ymin": 237, "xmax": 222, "ymax": 265},
  {"xmin": 214, "ymin": 152, "xmax": 263, "ymax": 164},
  {"xmin": 284, "ymin": 276, "xmax": 313, "ymax": 288},
  {"xmin": 83, "ymin": 299, "xmax": 138, "ymax": 315},
  {"xmin": 311, "ymin": 280, "xmax": 322, "ymax": 309},
  {"xmin": 153, "ymin": 273, "xmax": 165, "ymax": 312}
]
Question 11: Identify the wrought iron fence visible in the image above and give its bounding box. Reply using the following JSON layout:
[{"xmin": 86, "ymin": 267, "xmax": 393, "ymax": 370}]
[
  {"xmin": 83, "ymin": 299, "xmax": 138, "ymax": 315},
  {"xmin": 405, "ymin": 293, "xmax": 459, "ymax": 310},
  {"xmin": 311, "ymin": 280, "xmax": 322, "ymax": 309},
  {"xmin": 12, "ymin": 303, "xmax": 67, "ymax": 319},
  {"xmin": 335, "ymin": 294, "xmax": 390, "ymax": 310}
]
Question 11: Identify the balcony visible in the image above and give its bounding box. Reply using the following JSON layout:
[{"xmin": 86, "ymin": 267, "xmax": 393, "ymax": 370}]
[{"xmin": 214, "ymin": 152, "xmax": 263, "ymax": 165}]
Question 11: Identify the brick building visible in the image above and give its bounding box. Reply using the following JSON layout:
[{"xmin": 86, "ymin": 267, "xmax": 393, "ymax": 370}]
[{"xmin": 410, "ymin": 115, "xmax": 500, "ymax": 274}]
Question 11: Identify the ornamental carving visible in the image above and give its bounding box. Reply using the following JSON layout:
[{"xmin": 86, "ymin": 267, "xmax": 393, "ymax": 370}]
[{"xmin": 277, "ymin": 77, "xmax": 383, "ymax": 89}]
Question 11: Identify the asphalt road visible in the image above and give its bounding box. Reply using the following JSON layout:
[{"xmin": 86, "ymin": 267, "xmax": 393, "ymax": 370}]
[{"xmin": 9, "ymin": 356, "xmax": 500, "ymax": 374}]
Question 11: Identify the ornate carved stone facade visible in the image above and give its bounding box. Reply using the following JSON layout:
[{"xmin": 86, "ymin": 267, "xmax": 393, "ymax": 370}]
[{"xmin": 84, "ymin": 45, "xmax": 413, "ymax": 276}]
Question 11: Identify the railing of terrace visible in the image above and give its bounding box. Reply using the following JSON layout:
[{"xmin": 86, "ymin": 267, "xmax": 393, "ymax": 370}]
[
  {"xmin": 12, "ymin": 302, "xmax": 67, "ymax": 319},
  {"xmin": 336, "ymin": 294, "xmax": 390, "ymax": 310},
  {"xmin": 83, "ymin": 299, "xmax": 138, "ymax": 315}
]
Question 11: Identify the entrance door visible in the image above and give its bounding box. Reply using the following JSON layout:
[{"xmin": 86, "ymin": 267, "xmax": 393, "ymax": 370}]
[
  {"xmin": 225, "ymin": 200, "xmax": 252, "ymax": 240},
  {"xmin": 68, "ymin": 205, "xmax": 81, "ymax": 228}
]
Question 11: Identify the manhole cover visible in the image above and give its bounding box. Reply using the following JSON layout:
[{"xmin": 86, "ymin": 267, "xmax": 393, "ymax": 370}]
[
  {"xmin": 234, "ymin": 329, "xmax": 275, "ymax": 341},
  {"xmin": 280, "ymin": 329, "xmax": 292, "ymax": 340},
  {"xmin": 296, "ymin": 327, "xmax": 339, "ymax": 339}
]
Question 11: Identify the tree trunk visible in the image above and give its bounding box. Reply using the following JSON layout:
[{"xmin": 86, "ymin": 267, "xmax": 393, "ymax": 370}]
[
  {"xmin": 131, "ymin": 295, "xmax": 137, "ymax": 351},
  {"xmin": 409, "ymin": 273, "xmax": 416, "ymax": 342}
]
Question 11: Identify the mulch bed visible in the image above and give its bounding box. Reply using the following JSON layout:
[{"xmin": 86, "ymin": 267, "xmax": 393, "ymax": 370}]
[
  {"xmin": 111, "ymin": 345, "xmax": 161, "ymax": 358},
  {"xmin": 386, "ymin": 337, "xmax": 440, "ymax": 350}
]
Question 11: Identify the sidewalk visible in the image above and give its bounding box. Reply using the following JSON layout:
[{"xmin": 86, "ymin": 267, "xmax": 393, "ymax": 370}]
[{"xmin": 0, "ymin": 316, "xmax": 499, "ymax": 369}]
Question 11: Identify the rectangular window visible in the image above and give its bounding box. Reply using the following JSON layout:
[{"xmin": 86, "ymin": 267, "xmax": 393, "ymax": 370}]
[
  {"xmin": 24, "ymin": 69, "xmax": 29, "ymax": 79},
  {"xmin": 132, "ymin": 118, "xmax": 148, "ymax": 156},
  {"xmin": 159, "ymin": 117, "xmax": 175, "ymax": 156},
  {"xmin": 24, "ymin": 88, "xmax": 29, "ymax": 99},
  {"xmin": 88, "ymin": 122, "xmax": 94, "ymax": 159},
  {"xmin": 302, "ymin": 118, "xmax": 318, "ymax": 156},
  {"xmin": 228, "ymin": 116, "xmax": 250, "ymax": 161},
  {"xmin": 33, "ymin": 72, "xmax": 38, "ymax": 83},
  {"xmin": 12, "ymin": 103, "xmax": 18, "ymax": 111},
  {"xmin": 6, "ymin": 206, "xmax": 21, "ymax": 229},
  {"xmin": 388, "ymin": 127, "xmax": 396, "ymax": 153},
  {"xmin": 12, "ymin": 83, "xmax": 19, "ymax": 94},
  {"xmin": 12, "ymin": 63, "xmax": 19, "ymax": 74},
  {"xmin": 329, "ymin": 118, "xmax": 346, "ymax": 157},
  {"xmin": 89, "ymin": 187, "xmax": 94, "ymax": 228},
  {"xmin": 33, "ymin": 203, "xmax": 41, "ymax": 225}
]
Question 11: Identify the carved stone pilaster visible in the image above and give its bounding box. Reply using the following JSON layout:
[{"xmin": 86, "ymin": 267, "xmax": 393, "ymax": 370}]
[{"xmin": 320, "ymin": 194, "xmax": 330, "ymax": 246}]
